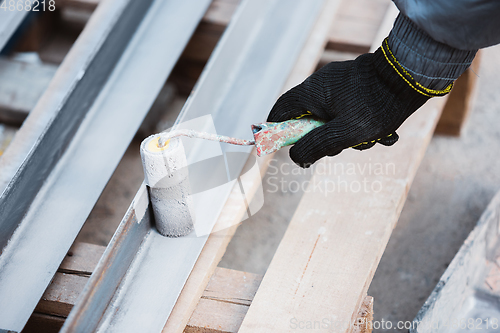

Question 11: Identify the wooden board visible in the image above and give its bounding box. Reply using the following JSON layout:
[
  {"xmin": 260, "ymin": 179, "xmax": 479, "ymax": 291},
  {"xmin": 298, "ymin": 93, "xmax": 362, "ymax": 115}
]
[
  {"xmin": 22, "ymin": 313, "xmax": 66, "ymax": 333},
  {"xmin": 0, "ymin": 58, "xmax": 57, "ymax": 125},
  {"xmin": 327, "ymin": 0, "xmax": 390, "ymax": 53},
  {"xmin": 237, "ymin": 4, "xmax": 450, "ymax": 332},
  {"xmin": 59, "ymin": 241, "xmax": 106, "ymax": 275},
  {"xmin": 28, "ymin": 242, "xmax": 105, "ymax": 322},
  {"xmin": 201, "ymin": 267, "xmax": 262, "ymax": 307},
  {"xmin": 35, "ymin": 273, "xmax": 88, "ymax": 317},
  {"xmin": 59, "ymin": 0, "xmax": 100, "ymax": 11},
  {"xmin": 435, "ymin": 51, "xmax": 481, "ymax": 136}
]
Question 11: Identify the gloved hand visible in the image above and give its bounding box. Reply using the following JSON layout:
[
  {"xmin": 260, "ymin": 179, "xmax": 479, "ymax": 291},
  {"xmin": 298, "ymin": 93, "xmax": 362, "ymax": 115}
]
[{"xmin": 267, "ymin": 40, "xmax": 451, "ymax": 167}]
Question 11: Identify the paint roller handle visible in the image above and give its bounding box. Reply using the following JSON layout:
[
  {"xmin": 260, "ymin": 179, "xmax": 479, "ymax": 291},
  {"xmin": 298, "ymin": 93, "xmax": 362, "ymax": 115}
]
[{"xmin": 251, "ymin": 118, "xmax": 326, "ymax": 157}]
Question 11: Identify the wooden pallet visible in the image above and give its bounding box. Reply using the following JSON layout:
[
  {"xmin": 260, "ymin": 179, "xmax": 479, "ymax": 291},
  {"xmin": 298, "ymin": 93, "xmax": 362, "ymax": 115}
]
[
  {"xmin": 23, "ymin": 242, "xmax": 264, "ymax": 333},
  {"xmin": 24, "ymin": 242, "xmax": 373, "ymax": 333},
  {"xmin": 14, "ymin": 0, "xmax": 483, "ymax": 332}
]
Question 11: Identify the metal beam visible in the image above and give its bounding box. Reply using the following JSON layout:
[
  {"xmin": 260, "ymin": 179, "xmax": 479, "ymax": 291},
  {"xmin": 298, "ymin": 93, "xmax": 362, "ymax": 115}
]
[
  {"xmin": 62, "ymin": 0, "xmax": 325, "ymax": 332},
  {"xmin": 0, "ymin": 6, "xmax": 29, "ymax": 52},
  {"xmin": 0, "ymin": 0, "xmax": 211, "ymax": 331}
]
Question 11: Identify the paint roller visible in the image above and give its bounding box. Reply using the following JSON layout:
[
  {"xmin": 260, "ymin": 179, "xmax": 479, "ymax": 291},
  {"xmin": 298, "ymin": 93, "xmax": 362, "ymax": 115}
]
[{"xmin": 140, "ymin": 117, "xmax": 325, "ymax": 237}]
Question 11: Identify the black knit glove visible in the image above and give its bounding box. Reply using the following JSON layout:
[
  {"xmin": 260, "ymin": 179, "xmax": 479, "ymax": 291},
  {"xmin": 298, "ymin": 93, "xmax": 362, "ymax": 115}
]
[{"xmin": 268, "ymin": 40, "xmax": 451, "ymax": 167}]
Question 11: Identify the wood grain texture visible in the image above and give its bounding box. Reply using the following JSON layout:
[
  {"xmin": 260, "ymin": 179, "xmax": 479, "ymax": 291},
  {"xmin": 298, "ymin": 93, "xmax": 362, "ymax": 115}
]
[
  {"xmin": 201, "ymin": 267, "xmax": 262, "ymax": 307},
  {"xmin": 35, "ymin": 273, "xmax": 88, "ymax": 317},
  {"xmin": 59, "ymin": 242, "xmax": 106, "ymax": 275},
  {"xmin": 238, "ymin": 3, "xmax": 448, "ymax": 332},
  {"xmin": 435, "ymin": 51, "xmax": 481, "ymax": 136},
  {"xmin": 22, "ymin": 313, "xmax": 65, "ymax": 333},
  {"xmin": 59, "ymin": 0, "xmax": 100, "ymax": 11},
  {"xmin": 185, "ymin": 268, "xmax": 263, "ymax": 333}
]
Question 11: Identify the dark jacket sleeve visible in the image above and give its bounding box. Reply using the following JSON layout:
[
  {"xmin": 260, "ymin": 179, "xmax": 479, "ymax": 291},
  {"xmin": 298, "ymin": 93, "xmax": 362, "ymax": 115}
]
[{"xmin": 392, "ymin": 0, "xmax": 500, "ymax": 50}]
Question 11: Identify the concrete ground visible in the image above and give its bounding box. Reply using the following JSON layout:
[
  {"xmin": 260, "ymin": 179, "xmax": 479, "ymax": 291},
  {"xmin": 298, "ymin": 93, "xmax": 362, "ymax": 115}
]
[{"xmin": 219, "ymin": 44, "xmax": 500, "ymax": 331}]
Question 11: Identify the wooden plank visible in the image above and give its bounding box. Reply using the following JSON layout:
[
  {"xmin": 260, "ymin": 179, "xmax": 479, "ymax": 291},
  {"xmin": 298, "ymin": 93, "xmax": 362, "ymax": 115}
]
[
  {"xmin": 369, "ymin": 2, "xmax": 398, "ymax": 53},
  {"xmin": 201, "ymin": 267, "xmax": 261, "ymax": 306},
  {"xmin": 38, "ymin": 31, "xmax": 80, "ymax": 65},
  {"xmin": 0, "ymin": 58, "xmax": 57, "ymax": 125},
  {"xmin": 327, "ymin": 17, "xmax": 380, "ymax": 54},
  {"xmin": 185, "ymin": 299, "xmax": 248, "ymax": 333},
  {"xmin": 435, "ymin": 51, "xmax": 481, "ymax": 136},
  {"xmin": 58, "ymin": 0, "xmax": 100, "ymax": 11},
  {"xmin": 185, "ymin": 268, "xmax": 263, "ymax": 333},
  {"xmin": 184, "ymin": 268, "xmax": 373, "ymax": 333},
  {"xmin": 238, "ymin": 5, "xmax": 449, "ymax": 333},
  {"xmin": 0, "ymin": 124, "xmax": 17, "ymax": 157},
  {"xmin": 41, "ymin": 0, "xmax": 240, "ymax": 67},
  {"xmin": 59, "ymin": 242, "xmax": 106, "ymax": 275},
  {"xmin": 13, "ymin": 11, "xmax": 59, "ymax": 53},
  {"xmin": 30, "ymin": 242, "xmax": 105, "ymax": 319},
  {"xmin": 327, "ymin": 0, "xmax": 390, "ymax": 53},
  {"xmin": 35, "ymin": 273, "xmax": 88, "ymax": 317},
  {"xmin": 58, "ymin": 0, "xmax": 239, "ymax": 25},
  {"xmin": 353, "ymin": 296, "xmax": 373, "ymax": 333},
  {"xmin": 22, "ymin": 313, "xmax": 65, "ymax": 333},
  {"xmin": 165, "ymin": 1, "xmax": 342, "ymax": 332}
]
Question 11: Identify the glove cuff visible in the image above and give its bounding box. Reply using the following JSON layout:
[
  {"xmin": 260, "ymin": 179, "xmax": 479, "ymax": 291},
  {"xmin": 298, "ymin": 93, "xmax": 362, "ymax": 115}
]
[
  {"xmin": 388, "ymin": 14, "xmax": 477, "ymax": 91},
  {"xmin": 379, "ymin": 38, "xmax": 452, "ymax": 98}
]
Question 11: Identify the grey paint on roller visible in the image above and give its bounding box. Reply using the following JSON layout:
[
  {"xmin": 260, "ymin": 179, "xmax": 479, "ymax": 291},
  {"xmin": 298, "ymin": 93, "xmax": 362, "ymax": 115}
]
[
  {"xmin": 140, "ymin": 136, "xmax": 195, "ymax": 237},
  {"xmin": 62, "ymin": 0, "xmax": 330, "ymax": 332}
]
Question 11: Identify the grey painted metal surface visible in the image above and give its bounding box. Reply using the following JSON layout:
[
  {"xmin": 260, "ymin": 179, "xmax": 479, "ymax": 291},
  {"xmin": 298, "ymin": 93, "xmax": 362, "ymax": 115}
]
[
  {"xmin": 0, "ymin": 0, "xmax": 211, "ymax": 331},
  {"xmin": 411, "ymin": 191, "xmax": 500, "ymax": 333},
  {"xmin": 0, "ymin": 7, "xmax": 28, "ymax": 52},
  {"xmin": 62, "ymin": 0, "xmax": 325, "ymax": 332}
]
